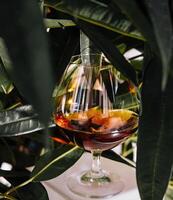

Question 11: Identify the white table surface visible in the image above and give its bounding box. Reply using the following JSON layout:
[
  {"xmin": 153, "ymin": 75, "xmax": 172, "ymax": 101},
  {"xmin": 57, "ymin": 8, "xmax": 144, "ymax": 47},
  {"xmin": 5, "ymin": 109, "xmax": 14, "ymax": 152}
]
[{"xmin": 43, "ymin": 152, "xmax": 140, "ymax": 200}]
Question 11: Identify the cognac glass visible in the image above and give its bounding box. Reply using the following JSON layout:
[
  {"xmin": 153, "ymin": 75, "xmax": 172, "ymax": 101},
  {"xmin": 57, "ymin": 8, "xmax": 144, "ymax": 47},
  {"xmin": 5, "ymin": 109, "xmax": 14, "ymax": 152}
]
[{"xmin": 54, "ymin": 53, "xmax": 139, "ymax": 198}]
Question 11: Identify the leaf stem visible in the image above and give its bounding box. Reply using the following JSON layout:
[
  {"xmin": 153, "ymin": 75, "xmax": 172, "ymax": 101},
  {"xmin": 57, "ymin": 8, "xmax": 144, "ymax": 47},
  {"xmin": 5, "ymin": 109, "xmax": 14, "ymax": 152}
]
[
  {"xmin": 5, "ymin": 177, "xmax": 34, "ymax": 196},
  {"xmin": 5, "ymin": 146, "xmax": 79, "ymax": 195},
  {"xmin": 0, "ymin": 193, "xmax": 17, "ymax": 200},
  {"xmin": 31, "ymin": 146, "xmax": 79, "ymax": 181}
]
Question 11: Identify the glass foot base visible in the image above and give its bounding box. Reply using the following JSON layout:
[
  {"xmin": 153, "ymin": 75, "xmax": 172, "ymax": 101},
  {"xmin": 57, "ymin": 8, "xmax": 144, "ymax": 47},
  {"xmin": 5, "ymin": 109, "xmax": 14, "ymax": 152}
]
[{"xmin": 67, "ymin": 170, "xmax": 124, "ymax": 198}]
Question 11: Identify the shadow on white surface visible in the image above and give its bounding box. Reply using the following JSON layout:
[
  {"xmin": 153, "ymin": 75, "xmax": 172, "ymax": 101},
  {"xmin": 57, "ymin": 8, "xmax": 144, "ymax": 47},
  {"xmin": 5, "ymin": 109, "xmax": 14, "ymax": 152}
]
[{"xmin": 43, "ymin": 152, "xmax": 140, "ymax": 200}]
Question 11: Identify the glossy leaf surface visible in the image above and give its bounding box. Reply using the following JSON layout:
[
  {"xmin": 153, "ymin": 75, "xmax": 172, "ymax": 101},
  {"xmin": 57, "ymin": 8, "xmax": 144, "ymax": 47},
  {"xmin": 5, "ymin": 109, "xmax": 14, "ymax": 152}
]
[
  {"xmin": 144, "ymin": 0, "xmax": 173, "ymax": 89},
  {"xmin": 102, "ymin": 150, "xmax": 135, "ymax": 168},
  {"xmin": 45, "ymin": 0, "xmax": 143, "ymax": 40},
  {"xmin": 31, "ymin": 145, "xmax": 84, "ymax": 181},
  {"xmin": 111, "ymin": 0, "xmax": 155, "ymax": 47},
  {"xmin": 137, "ymin": 48, "xmax": 173, "ymax": 199},
  {"xmin": 0, "ymin": 39, "xmax": 13, "ymax": 94},
  {"xmin": 0, "ymin": 105, "xmax": 55, "ymax": 137},
  {"xmin": 0, "ymin": 1, "xmax": 54, "ymax": 124},
  {"xmin": 6, "ymin": 176, "xmax": 49, "ymax": 200}
]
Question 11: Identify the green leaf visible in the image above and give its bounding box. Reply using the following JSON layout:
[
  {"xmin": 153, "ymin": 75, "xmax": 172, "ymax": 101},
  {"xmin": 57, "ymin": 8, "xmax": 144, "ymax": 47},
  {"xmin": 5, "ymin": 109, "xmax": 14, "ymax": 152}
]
[
  {"xmin": 0, "ymin": 46, "xmax": 13, "ymax": 94},
  {"xmin": 44, "ymin": 18, "xmax": 75, "ymax": 28},
  {"xmin": 0, "ymin": 105, "xmax": 55, "ymax": 137},
  {"xmin": 48, "ymin": 26, "xmax": 79, "ymax": 84},
  {"xmin": 75, "ymin": 20, "xmax": 138, "ymax": 85},
  {"xmin": 102, "ymin": 150, "xmax": 135, "ymax": 168},
  {"xmin": 130, "ymin": 58, "xmax": 143, "ymax": 72},
  {"xmin": 137, "ymin": 48, "xmax": 173, "ymax": 199},
  {"xmin": 165, "ymin": 186, "xmax": 173, "ymax": 200},
  {"xmin": 17, "ymin": 182, "xmax": 49, "ymax": 200},
  {"xmin": 45, "ymin": 0, "xmax": 143, "ymax": 40},
  {"xmin": 31, "ymin": 145, "xmax": 84, "ymax": 181},
  {"xmin": 0, "ymin": 1, "xmax": 54, "ymax": 124},
  {"xmin": 7, "ymin": 177, "xmax": 49, "ymax": 200},
  {"xmin": 111, "ymin": 0, "xmax": 155, "ymax": 44},
  {"xmin": 144, "ymin": 0, "xmax": 173, "ymax": 89},
  {"xmin": 0, "ymin": 171, "xmax": 48, "ymax": 199},
  {"xmin": 0, "ymin": 38, "xmax": 12, "ymax": 73}
]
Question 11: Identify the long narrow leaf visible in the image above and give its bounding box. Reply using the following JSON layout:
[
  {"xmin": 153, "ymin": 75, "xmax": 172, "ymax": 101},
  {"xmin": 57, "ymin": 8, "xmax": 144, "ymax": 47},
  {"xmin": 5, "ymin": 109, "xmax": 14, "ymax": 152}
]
[
  {"xmin": 17, "ymin": 182, "xmax": 49, "ymax": 200},
  {"xmin": 31, "ymin": 145, "xmax": 84, "ymax": 181},
  {"xmin": 0, "ymin": 59, "xmax": 13, "ymax": 94},
  {"xmin": 6, "ymin": 177, "xmax": 49, "ymax": 200},
  {"xmin": 44, "ymin": 19, "xmax": 75, "ymax": 28},
  {"xmin": 45, "ymin": 0, "xmax": 143, "ymax": 40},
  {"xmin": 112, "ymin": 0, "xmax": 156, "ymax": 50},
  {"xmin": 144, "ymin": 0, "xmax": 173, "ymax": 89},
  {"xmin": 102, "ymin": 150, "xmax": 135, "ymax": 168},
  {"xmin": 137, "ymin": 48, "xmax": 173, "ymax": 199},
  {"xmin": 76, "ymin": 20, "xmax": 138, "ymax": 85},
  {"xmin": 0, "ymin": 38, "xmax": 12, "ymax": 73},
  {"xmin": 0, "ymin": 1, "xmax": 54, "ymax": 124},
  {"xmin": 48, "ymin": 25, "xmax": 79, "ymax": 83},
  {"xmin": 0, "ymin": 105, "xmax": 55, "ymax": 137}
]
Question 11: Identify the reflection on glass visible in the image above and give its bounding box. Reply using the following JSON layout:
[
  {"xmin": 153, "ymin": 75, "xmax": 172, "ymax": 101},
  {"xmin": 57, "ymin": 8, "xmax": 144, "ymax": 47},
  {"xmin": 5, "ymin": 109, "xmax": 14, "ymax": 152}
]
[{"xmin": 54, "ymin": 54, "xmax": 139, "ymax": 198}]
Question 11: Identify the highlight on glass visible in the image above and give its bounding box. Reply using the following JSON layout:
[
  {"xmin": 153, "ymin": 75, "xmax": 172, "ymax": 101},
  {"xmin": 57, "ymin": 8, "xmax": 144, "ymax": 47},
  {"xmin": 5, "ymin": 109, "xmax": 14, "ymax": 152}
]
[{"xmin": 53, "ymin": 53, "xmax": 139, "ymax": 198}]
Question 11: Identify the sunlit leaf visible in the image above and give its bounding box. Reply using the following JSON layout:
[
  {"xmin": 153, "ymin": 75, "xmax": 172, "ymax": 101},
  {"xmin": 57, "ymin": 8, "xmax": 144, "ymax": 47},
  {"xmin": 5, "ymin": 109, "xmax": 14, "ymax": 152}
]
[
  {"xmin": 0, "ymin": 38, "xmax": 12, "ymax": 73},
  {"xmin": 44, "ymin": 18, "xmax": 75, "ymax": 28},
  {"xmin": 165, "ymin": 185, "xmax": 173, "ymax": 200},
  {"xmin": 0, "ymin": 42, "xmax": 13, "ymax": 94}
]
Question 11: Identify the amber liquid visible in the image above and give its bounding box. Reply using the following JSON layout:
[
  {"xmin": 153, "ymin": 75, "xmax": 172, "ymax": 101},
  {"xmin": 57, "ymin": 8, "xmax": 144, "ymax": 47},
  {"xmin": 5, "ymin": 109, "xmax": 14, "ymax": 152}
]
[{"xmin": 54, "ymin": 108, "xmax": 138, "ymax": 151}]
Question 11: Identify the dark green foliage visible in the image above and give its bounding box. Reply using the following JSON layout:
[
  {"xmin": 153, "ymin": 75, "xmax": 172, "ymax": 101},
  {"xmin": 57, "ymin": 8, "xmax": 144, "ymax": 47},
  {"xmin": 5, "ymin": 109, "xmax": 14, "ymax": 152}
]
[
  {"xmin": 48, "ymin": 27, "xmax": 80, "ymax": 82},
  {"xmin": 0, "ymin": 1, "xmax": 54, "ymax": 124},
  {"xmin": 31, "ymin": 145, "xmax": 84, "ymax": 181},
  {"xmin": 0, "ymin": 105, "xmax": 54, "ymax": 137},
  {"xmin": 102, "ymin": 150, "xmax": 135, "ymax": 168},
  {"xmin": 45, "ymin": 0, "xmax": 143, "ymax": 40},
  {"xmin": 47, "ymin": 9, "xmax": 80, "ymax": 82},
  {"xmin": 0, "ymin": 0, "xmax": 172, "ymax": 200},
  {"xmin": 75, "ymin": 20, "xmax": 138, "ymax": 85},
  {"xmin": 47, "ymin": 1, "xmax": 173, "ymax": 199},
  {"xmin": 15, "ymin": 182, "xmax": 49, "ymax": 200},
  {"xmin": 6, "ymin": 175, "xmax": 49, "ymax": 200},
  {"xmin": 137, "ymin": 48, "xmax": 173, "ymax": 199},
  {"xmin": 111, "ymin": 0, "xmax": 155, "ymax": 43},
  {"xmin": 144, "ymin": 0, "xmax": 173, "ymax": 89}
]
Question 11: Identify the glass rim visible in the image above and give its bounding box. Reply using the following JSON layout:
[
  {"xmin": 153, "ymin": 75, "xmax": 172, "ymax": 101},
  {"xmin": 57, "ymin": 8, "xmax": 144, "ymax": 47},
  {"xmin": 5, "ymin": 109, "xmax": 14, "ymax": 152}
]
[
  {"xmin": 72, "ymin": 53, "xmax": 102, "ymax": 56},
  {"xmin": 70, "ymin": 53, "xmax": 102, "ymax": 59},
  {"xmin": 69, "ymin": 53, "xmax": 107, "ymax": 68}
]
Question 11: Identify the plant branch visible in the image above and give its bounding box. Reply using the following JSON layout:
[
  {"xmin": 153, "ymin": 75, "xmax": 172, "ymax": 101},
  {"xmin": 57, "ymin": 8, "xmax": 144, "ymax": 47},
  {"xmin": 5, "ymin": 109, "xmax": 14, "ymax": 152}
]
[
  {"xmin": 5, "ymin": 146, "xmax": 79, "ymax": 195},
  {"xmin": 5, "ymin": 178, "xmax": 33, "ymax": 196},
  {"xmin": 0, "ymin": 193, "xmax": 17, "ymax": 200}
]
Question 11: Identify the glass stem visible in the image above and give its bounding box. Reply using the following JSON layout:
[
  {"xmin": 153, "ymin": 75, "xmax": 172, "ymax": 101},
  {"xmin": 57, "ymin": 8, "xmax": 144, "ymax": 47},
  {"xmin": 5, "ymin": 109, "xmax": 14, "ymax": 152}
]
[{"xmin": 91, "ymin": 150, "xmax": 103, "ymax": 177}]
